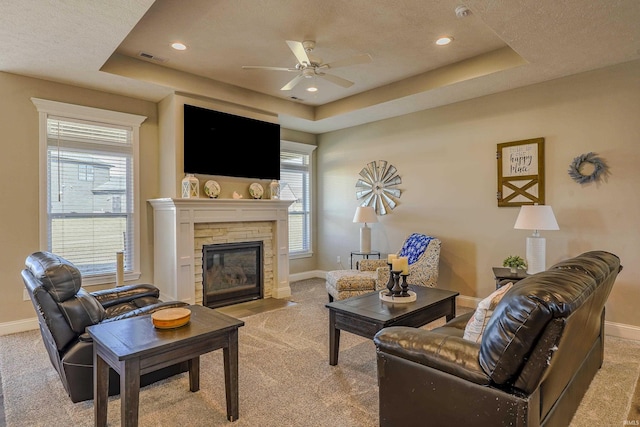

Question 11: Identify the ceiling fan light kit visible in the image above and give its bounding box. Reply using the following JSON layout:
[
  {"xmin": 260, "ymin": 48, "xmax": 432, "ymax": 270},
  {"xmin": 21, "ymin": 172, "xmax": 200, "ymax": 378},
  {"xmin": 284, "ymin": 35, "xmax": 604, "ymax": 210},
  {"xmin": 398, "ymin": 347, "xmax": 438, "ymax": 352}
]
[{"xmin": 241, "ymin": 40, "xmax": 372, "ymax": 91}]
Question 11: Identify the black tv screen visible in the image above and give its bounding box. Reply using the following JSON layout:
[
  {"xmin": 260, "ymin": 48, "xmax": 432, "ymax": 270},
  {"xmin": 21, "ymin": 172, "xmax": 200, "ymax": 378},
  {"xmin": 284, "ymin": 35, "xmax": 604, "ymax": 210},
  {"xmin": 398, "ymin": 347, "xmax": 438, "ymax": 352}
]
[{"xmin": 183, "ymin": 104, "xmax": 280, "ymax": 180}]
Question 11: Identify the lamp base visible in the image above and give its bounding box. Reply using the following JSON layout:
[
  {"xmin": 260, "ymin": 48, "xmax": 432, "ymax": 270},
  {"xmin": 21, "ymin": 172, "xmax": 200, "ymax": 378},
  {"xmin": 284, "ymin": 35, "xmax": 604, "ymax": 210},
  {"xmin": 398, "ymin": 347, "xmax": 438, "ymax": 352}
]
[
  {"xmin": 360, "ymin": 225, "xmax": 371, "ymax": 253},
  {"xmin": 526, "ymin": 235, "xmax": 546, "ymax": 274}
]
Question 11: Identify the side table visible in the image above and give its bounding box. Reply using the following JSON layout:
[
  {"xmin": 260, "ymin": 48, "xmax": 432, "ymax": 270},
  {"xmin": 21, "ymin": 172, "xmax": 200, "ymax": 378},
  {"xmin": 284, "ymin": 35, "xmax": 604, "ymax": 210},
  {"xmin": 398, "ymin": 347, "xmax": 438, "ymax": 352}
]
[
  {"xmin": 88, "ymin": 305, "xmax": 244, "ymax": 426},
  {"xmin": 492, "ymin": 267, "xmax": 529, "ymax": 289},
  {"xmin": 350, "ymin": 250, "xmax": 381, "ymax": 269}
]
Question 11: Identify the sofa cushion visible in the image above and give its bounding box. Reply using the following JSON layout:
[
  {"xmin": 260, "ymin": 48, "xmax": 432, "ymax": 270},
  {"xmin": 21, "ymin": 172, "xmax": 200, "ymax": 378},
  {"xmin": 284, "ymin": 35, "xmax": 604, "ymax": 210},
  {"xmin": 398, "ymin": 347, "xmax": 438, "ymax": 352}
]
[
  {"xmin": 59, "ymin": 288, "xmax": 106, "ymax": 334},
  {"xmin": 25, "ymin": 251, "xmax": 82, "ymax": 302},
  {"xmin": 398, "ymin": 233, "xmax": 434, "ymax": 264},
  {"xmin": 326, "ymin": 270, "xmax": 376, "ymax": 291},
  {"xmin": 463, "ymin": 282, "xmax": 513, "ymax": 343}
]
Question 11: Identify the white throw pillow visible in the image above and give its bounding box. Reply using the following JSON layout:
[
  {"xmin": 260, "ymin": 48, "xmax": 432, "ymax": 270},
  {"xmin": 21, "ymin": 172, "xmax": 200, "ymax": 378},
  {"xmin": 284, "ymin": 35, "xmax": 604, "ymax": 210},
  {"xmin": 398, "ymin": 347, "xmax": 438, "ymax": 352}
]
[{"xmin": 463, "ymin": 282, "xmax": 514, "ymax": 343}]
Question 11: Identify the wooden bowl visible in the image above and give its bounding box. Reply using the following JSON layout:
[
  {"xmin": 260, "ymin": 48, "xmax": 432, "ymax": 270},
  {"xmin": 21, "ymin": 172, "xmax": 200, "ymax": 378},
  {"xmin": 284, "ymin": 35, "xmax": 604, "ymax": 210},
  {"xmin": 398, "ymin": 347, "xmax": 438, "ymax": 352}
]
[{"xmin": 151, "ymin": 307, "xmax": 191, "ymax": 329}]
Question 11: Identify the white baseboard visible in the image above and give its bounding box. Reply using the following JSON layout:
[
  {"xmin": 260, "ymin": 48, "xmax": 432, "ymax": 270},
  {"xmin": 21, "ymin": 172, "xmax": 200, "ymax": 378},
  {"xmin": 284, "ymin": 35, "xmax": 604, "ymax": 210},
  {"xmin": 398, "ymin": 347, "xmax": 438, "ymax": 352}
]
[
  {"xmin": 605, "ymin": 320, "xmax": 640, "ymax": 341},
  {"xmin": 456, "ymin": 295, "xmax": 481, "ymax": 309},
  {"xmin": 289, "ymin": 270, "xmax": 325, "ymax": 282},
  {"xmin": 0, "ymin": 317, "xmax": 39, "ymax": 336}
]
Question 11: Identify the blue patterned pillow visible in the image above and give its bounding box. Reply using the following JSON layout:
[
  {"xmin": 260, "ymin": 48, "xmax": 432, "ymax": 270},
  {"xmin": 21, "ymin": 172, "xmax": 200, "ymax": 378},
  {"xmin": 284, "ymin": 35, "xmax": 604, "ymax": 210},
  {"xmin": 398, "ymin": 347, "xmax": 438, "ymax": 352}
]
[{"xmin": 399, "ymin": 233, "xmax": 434, "ymax": 264}]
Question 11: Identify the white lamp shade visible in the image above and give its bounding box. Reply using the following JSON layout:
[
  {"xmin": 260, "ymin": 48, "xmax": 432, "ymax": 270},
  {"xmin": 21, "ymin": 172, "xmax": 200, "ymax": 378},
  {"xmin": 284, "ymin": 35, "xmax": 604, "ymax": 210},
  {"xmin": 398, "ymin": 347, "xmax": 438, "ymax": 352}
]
[
  {"xmin": 514, "ymin": 205, "xmax": 559, "ymax": 231},
  {"xmin": 514, "ymin": 204, "xmax": 558, "ymax": 275},
  {"xmin": 353, "ymin": 206, "xmax": 378, "ymax": 224}
]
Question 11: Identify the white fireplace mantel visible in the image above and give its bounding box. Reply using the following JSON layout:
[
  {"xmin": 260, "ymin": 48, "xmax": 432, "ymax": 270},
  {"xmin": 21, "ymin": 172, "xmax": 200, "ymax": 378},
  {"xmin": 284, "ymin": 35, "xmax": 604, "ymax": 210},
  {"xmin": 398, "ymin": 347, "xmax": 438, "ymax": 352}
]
[{"xmin": 148, "ymin": 198, "xmax": 294, "ymax": 304}]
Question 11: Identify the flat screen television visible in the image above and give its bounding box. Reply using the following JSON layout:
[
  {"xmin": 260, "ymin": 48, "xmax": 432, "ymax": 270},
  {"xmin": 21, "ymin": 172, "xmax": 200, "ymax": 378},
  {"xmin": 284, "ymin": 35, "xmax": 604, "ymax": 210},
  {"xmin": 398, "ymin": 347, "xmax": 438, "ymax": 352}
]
[{"xmin": 183, "ymin": 104, "xmax": 281, "ymax": 180}]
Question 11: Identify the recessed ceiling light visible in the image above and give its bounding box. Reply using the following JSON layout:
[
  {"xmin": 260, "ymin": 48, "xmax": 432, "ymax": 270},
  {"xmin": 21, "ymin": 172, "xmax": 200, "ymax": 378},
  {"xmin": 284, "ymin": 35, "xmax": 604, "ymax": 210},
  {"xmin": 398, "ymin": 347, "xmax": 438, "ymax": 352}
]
[
  {"xmin": 306, "ymin": 86, "xmax": 318, "ymax": 93},
  {"xmin": 436, "ymin": 36, "xmax": 454, "ymax": 46},
  {"xmin": 171, "ymin": 42, "xmax": 188, "ymax": 51}
]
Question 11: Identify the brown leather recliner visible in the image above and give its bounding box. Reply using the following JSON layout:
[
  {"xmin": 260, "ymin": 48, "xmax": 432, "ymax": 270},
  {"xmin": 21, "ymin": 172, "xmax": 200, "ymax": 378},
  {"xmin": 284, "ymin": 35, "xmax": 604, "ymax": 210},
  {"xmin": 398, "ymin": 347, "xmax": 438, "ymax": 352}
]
[
  {"xmin": 22, "ymin": 251, "xmax": 189, "ymax": 403},
  {"xmin": 374, "ymin": 250, "xmax": 622, "ymax": 427}
]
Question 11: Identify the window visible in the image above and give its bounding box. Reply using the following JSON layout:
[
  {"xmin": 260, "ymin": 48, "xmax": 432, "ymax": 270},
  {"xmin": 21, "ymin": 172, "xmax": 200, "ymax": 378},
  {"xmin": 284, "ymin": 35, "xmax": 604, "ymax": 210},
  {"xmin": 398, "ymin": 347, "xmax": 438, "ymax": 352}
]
[
  {"xmin": 32, "ymin": 98, "xmax": 146, "ymax": 285},
  {"xmin": 78, "ymin": 164, "xmax": 94, "ymax": 181},
  {"xmin": 280, "ymin": 141, "xmax": 316, "ymax": 258}
]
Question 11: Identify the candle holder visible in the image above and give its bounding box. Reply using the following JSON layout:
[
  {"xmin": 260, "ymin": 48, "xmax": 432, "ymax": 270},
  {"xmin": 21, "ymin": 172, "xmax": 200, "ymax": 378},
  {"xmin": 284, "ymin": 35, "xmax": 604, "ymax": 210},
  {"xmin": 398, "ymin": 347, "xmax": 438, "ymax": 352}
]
[
  {"xmin": 400, "ymin": 274, "xmax": 409, "ymax": 297},
  {"xmin": 379, "ymin": 270, "xmax": 418, "ymax": 303},
  {"xmin": 390, "ymin": 270, "xmax": 403, "ymax": 297},
  {"xmin": 385, "ymin": 263, "xmax": 394, "ymax": 295}
]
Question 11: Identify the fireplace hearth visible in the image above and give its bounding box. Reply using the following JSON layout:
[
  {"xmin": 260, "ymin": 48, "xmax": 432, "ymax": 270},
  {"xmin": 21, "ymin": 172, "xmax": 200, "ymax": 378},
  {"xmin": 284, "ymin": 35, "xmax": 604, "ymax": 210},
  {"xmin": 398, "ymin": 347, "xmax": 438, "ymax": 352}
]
[{"xmin": 202, "ymin": 241, "xmax": 263, "ymax": 308}]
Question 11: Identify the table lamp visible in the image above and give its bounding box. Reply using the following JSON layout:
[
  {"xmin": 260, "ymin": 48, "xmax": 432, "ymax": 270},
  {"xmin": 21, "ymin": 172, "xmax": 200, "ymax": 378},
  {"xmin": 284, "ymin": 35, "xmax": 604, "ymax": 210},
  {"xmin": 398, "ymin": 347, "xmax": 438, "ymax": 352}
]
[
  {"xmin": 514, "ymin": 204, "xmax": 559, "ymax": 274},
  {"xmin": 353, "ymin": 206, "xmax": 378, "ymax": 253}
]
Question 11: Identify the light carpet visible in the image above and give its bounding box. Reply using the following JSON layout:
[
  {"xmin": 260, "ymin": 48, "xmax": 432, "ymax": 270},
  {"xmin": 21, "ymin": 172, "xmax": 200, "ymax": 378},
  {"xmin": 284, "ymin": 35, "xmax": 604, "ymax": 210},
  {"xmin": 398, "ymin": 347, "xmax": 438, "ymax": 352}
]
[{"xmin": 1, "ymin": 278, "xmax": 639, "ymax": 426}]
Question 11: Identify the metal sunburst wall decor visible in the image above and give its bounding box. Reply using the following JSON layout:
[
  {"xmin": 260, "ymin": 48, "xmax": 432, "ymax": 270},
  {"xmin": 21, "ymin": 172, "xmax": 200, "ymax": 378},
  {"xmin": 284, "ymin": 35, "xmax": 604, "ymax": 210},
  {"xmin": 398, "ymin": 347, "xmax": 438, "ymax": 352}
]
[{"xmin": 355, "ymin": 160, "xmax": 402, "ymax": 215}]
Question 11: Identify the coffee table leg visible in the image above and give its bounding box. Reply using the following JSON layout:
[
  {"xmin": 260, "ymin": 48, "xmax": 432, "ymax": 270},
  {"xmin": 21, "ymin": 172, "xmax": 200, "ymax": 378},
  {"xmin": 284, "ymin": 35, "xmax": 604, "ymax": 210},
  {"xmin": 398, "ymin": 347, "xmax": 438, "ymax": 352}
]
[
  {"xmin": 446, "ymin": 298, "xmax": 457, "ymax": 321},
  {"xmin": 121, "ymin": 358, "xmax": 141, "ymax": 427},
  {"xmin": 94, "ymin": 349, "xmax": 109, "ymax": 427},
  {"xmin": 329, "ymin": 309, "xmax": 341, "ymax": 366},
  {"xmin": 189, "ymin": 356, "xmax": 200, "ymax": 392},
  {"xmin": 223, "ymin": 328, "xmax": 240, "ymax": 421}
]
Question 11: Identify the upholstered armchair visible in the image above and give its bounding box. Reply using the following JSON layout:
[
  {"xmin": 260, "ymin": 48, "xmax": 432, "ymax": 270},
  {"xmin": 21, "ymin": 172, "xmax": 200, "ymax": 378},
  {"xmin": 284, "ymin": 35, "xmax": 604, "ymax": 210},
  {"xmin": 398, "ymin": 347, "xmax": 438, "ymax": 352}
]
[
  {"xmin": 360, "ymin": 233, "xmax": 441, "ymax": 289},
  {"xmin": 21, "ymin": 251, "xmax": 189, "ymax": 402},
  {"xmin": 326, "ymin": 233, "xmax": 441, "ymax": 301}
]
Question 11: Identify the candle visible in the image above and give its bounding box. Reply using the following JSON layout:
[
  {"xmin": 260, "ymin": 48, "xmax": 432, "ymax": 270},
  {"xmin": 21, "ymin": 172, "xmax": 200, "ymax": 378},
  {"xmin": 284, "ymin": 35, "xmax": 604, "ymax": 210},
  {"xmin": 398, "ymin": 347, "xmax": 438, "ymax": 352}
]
[
  {"xmin": 398, "ymin": 256, "xmax": 409, "ymax": 275},
  {"xmin": 392, "ymin": 258, "xmax": 402, "ymax": 272},
  {"xmin": 387, "ymin": 254, "xmax": 397, "ymax": 263},
  {"xmin": 116, "ymin": 251, "xmax": 124, "ymax": 286}
]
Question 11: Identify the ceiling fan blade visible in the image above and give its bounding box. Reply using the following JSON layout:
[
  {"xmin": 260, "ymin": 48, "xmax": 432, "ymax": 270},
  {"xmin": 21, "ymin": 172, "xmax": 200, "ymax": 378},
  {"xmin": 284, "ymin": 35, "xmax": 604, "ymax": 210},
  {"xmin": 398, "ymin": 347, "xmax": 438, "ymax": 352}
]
[
  {"xmin": 318, "ymin": 73, "xmax": 354, "ymax": 88},
  {"xmin": 321, "ymin": 53, "xmax": 372, "ymax": 69},
  {"xmin": 286, "ymin": 40, "xmax": 311, "ymax": 65},
  {"xmin": 242, "ymin": 66, "xmax": 298, "ymax": 72},
  {"xmin": 281, "ymin": 74, "xmax": 305, "ymax": 91}
]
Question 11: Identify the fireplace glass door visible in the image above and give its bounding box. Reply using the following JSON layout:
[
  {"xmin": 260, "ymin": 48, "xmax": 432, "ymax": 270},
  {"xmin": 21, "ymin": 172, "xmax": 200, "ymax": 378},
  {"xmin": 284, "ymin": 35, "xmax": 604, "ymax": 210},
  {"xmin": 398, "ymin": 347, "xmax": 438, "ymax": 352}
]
[{"xmin": 202, "ymin": 241, "xmax": 263, "ymax": 308}]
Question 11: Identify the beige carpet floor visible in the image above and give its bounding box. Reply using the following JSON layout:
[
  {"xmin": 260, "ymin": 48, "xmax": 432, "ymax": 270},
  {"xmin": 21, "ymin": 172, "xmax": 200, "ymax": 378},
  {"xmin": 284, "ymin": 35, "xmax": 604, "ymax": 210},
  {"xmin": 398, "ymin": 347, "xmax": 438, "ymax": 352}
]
[{"xmin": 1, "ymin": 278, "xmax": 639, "ymax": 426}]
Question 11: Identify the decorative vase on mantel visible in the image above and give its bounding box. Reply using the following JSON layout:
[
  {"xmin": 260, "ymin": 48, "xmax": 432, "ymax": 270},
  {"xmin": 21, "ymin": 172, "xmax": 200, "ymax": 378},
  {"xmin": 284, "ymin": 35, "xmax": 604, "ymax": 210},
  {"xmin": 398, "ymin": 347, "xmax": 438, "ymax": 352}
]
[
  {"xmin": 269, "ymin": 180, "xmax": 280, "ymax": 199},
  {"xmin": 181, "ymin": 173, "xmax": 199, "ymax": 198}
]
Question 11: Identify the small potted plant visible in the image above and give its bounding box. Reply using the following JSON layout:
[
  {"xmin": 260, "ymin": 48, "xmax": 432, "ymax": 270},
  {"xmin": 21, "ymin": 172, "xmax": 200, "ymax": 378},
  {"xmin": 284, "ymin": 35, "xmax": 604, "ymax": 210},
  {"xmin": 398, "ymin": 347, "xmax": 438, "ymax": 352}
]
[{"xmin": 503, "ymin": 255, "xmax": 527, "ymax": 274}]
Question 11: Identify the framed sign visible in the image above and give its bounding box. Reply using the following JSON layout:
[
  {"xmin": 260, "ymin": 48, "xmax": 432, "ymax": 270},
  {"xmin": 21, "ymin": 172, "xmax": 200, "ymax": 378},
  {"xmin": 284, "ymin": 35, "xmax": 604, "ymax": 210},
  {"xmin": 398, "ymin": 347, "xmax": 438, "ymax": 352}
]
[{"xmin": 497, "ymin": 138, "xmax": 545, "ymax": 207}]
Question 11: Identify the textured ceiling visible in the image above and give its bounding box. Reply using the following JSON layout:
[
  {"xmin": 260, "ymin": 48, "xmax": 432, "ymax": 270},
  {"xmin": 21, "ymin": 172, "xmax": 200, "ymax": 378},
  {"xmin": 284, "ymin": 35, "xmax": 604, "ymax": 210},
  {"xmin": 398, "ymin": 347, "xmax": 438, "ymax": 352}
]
[{"xmin": 2, "ymin": 0, "xmax": 639, "ymax": 133}]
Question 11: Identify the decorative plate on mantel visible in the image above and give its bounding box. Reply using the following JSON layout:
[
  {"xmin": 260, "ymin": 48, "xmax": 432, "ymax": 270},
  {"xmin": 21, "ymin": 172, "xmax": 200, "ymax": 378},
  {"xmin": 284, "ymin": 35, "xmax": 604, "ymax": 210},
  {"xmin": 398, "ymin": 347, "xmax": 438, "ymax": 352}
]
[
  {"xmin": 203, "ymin": 180, "xmax": 221, "ymax": 198},
  {"xmin": 249, "ymin": 183, "xmax": 264, "ymax": 199}
]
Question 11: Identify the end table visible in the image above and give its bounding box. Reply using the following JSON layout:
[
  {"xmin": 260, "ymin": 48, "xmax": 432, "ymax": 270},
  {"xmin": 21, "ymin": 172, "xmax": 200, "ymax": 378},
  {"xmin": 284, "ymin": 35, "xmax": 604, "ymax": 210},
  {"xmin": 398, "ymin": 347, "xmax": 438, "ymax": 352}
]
[
  {"xmin": 350, "ymin": 250, "xmax": 381, "ymax": 269},
  {"xmin": 492, "ymin": 267, "xmax": 529, "ymax": 289}
]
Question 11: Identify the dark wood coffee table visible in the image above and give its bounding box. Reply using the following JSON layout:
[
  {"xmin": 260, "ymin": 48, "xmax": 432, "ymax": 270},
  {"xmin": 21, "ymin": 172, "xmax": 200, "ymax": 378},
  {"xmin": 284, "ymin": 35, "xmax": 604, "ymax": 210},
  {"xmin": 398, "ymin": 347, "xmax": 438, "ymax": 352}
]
[
  {"xmin": 326, "ymin": 286, "xmax": 459, "ymax": 365},
  {"xmin": 87, "ymin": 305, "xmax": 244, "ymax": 427}
]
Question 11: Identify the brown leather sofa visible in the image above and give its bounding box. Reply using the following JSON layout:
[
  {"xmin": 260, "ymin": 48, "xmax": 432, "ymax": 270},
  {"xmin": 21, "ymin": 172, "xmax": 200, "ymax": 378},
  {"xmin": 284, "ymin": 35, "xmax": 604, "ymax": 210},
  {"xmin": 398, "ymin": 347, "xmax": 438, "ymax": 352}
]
[
  {"xmin": 22, "ymin": 251, "xmax": 189, "ymax": 403},
  {"xmin": 374, "ymin": 250, "xmax": 622, "ymax": 427}
]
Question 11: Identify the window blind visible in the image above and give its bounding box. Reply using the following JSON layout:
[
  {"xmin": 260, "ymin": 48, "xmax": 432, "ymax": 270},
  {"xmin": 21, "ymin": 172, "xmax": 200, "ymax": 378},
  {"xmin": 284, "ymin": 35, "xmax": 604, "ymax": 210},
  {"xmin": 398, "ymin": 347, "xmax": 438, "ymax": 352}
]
[
  {"xmin": 46, "ymin": 117, "xmax": 134, "ymax": 276},
  {"xmin": 280, "ymin": 142, "xmax": 315, "ymax": 256}
]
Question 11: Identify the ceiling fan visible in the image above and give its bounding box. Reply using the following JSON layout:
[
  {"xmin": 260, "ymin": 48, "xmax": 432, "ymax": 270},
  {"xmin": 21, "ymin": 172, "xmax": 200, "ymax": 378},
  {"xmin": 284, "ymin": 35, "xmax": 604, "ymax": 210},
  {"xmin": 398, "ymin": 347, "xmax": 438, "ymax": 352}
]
[{"xmin": 241, "ymin": 40, "xmax": 372, "ymax": 91}]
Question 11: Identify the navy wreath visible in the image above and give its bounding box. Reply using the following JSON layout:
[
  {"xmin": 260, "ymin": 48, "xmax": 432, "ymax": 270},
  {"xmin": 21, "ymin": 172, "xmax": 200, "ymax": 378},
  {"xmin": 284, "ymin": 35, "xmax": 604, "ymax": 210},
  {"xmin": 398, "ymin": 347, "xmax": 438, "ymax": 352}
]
[{"xmin": 568, "ymin": 152, "xmax": 609, "ymax": 184}]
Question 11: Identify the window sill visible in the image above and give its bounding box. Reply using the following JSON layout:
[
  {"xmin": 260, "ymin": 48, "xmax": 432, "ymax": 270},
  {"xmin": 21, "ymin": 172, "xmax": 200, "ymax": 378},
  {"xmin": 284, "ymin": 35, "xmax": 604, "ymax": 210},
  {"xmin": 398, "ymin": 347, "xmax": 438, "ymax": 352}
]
[
  {"xmin": 289, "ymin": 252, "xmax": 313, "ymax": 260},
  {"xmin": 81, "ymin": 271, "xmax": 142, "ymax": 287}
]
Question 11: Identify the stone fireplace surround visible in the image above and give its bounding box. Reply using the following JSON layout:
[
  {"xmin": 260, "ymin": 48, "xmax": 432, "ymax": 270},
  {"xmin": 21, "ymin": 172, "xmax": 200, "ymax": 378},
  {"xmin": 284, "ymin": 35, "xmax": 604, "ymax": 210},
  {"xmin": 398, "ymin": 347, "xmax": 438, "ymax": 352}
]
[{"xmin": 148, "ymin": 198, "xmax": 293, "ymax": 305}]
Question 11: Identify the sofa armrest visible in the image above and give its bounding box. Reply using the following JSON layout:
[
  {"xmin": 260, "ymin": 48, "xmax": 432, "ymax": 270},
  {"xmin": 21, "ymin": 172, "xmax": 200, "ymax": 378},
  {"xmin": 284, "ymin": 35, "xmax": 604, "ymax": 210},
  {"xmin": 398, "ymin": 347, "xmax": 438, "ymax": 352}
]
[
  {"xmin": 374, "ymin": 326, "xmax": 490, "ymax": 385},
  {"xmin": 90, "ymin": 283, "xmax": 160, "ymax": 308},
  {"xmin": 359, "ymin": 259, "xmax": 388, "ymax": 271},
  {"xmin": 103, "ymin": 300, "xmax": 189, "ymax": 323}
]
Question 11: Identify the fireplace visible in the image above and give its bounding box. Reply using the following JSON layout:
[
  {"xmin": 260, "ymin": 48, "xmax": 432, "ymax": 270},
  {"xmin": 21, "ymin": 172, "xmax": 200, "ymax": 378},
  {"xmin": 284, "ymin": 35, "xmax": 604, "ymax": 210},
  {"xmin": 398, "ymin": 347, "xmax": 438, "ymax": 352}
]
[
  {"xmin": 202, "ymin": 241, "xmax": 263, "ymax": 308},
  {"xmin": 148, "ymin": 198, "xmax": 293, "ymax": 305}
]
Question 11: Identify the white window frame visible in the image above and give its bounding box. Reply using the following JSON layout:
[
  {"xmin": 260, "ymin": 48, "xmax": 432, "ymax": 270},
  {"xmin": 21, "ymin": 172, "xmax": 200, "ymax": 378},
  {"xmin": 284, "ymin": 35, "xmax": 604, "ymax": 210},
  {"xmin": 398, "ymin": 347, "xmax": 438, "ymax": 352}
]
[
  {"xmin": 31, "ymin": 98, "xmax": 146, "ymax": 286},
  {"xmin": 280, "ymin": 140, "xmax": 316, "ymax": 259}
]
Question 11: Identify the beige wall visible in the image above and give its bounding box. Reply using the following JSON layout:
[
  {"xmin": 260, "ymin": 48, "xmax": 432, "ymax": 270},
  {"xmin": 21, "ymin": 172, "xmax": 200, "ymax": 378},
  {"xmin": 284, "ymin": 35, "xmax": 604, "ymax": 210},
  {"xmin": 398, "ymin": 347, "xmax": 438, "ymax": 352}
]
[
  {"xmin": 316, "ymin": 60, "xmax": 640, "ymax": 327},
  {"xmin": 0, "ymin": 71, "xmax": 160, "ymax": 324}
]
